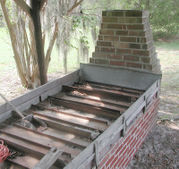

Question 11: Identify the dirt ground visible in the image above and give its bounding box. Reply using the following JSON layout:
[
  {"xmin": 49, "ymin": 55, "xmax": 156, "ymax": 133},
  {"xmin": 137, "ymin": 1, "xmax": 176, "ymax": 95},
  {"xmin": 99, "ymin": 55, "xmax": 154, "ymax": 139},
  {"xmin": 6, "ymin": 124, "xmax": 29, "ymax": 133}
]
[
  {"xmin": 0, "ymin": 70, "xmax": 65, "ymax": 105},
  {"xmin": 0, "ymin": 50, "xmax": 179, "ymax": 169},
  {"xmin": 127, "ymin": 49, "xmax": 179, "ymax": 169}
]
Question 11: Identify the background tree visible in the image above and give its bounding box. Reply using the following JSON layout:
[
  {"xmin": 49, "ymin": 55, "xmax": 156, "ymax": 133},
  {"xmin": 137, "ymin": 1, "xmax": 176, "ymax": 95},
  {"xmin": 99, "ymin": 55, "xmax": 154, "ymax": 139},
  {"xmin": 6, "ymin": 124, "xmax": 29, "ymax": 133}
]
[{"xmin": 0, "ymin": 0, "xmax": 83, "ymax": 88}]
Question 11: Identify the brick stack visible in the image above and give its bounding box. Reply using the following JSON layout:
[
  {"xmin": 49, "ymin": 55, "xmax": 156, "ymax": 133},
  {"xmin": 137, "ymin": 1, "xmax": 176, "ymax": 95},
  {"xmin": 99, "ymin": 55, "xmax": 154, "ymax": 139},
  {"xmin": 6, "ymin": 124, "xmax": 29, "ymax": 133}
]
[
  {"xmin": 90, "ymin": 10, "xmax": 161, "ymax": 74},
  {"xmin": 98, "ymin": 95, "xmax": 160, "ymax": 169}
]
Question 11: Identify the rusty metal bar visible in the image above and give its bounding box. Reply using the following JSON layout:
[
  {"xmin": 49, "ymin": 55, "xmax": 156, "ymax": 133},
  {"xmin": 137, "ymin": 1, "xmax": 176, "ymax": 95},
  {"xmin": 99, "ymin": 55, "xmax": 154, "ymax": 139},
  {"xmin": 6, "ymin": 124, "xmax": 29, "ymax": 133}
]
[
  {"xmin": 32, "ymin": 104, "xmax": 110, "ymax": 126},
  {"xmin": 63, "ymin": 85, "xmax": 137, "ymax": 102},
  {"xmin": 66, "ymin": 91, "xmax": 130, "ymax": 109},
  {"xmin": 8, "ymin": 154, "xmax": 39, "ymax": 169},
  {"xmin": 49, "ymin": 97, "xmax": 119, "ymax": 120},
  {"xmin": 32, "ymin": 110, "xmax": 105, "ymax": 132},
  {"xmin": 31, "ymin": 114, "xmax": 98, "ymax": 142},
  {"xmin": 14, "ymin": 123, "xmax": 88, "ymax": 149},
  {"xmin": 80, "ymin": 81, "xmax": 144, "ymax": 95},
  {"xmin": 54, "ymin": 95, "xmax": 126, "ymax": 113},
  {"xmin": 0, "ymin": 126, "xmax": 80, "ymax": 158},
  {"xmin": 0, "ymin": 133, "xmax": 69, "ymax": 165}
]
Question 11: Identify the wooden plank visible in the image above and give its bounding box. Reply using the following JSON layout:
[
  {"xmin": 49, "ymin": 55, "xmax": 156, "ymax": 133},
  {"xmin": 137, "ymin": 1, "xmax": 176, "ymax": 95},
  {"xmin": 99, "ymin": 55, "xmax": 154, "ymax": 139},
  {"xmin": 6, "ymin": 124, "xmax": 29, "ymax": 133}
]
[
  {"xmin": 66, "ymin": 91, "xmax": 130, "ymax": 108},
  {"xmin": 0, "ymin": 133, "xmax": 69, "ymax": 164},
  {"xmin": 50, "ymin": 97, "xmax": 119, "ymax": 120},
  {"xmin": 8, "ymin": 154, "xmax": 39, "ymax": 169},
  {"xmin": 0, "ymin": 126, "xmax": 81, "ymax": 158},
  {"xmin": 15, "ymin": 123, "xmax": 89, "ymax": 149},
  {"xmin": 75, "ymin": 81, "xmax": 143, "ymax": 95},
  {"xmin": 30, "ymin": 111, "xmax": 93, "ymax": 138},
  {"xmin": 33, "ymin": 110, "xmax": 106, "ymax": 132},
  {"xmin": 33, "ymin": 104, "xmax": 110, "ymax": 125},
  {"xmin": 63, "ymin": 85, "xmax": 133, "ymax": 102},
  {"xmin": 54, "ymin": 94, "xmax": 126, "ymax": 113},
  {"xmin": 33, "ymin": 148, "xmax": 63, "ymax": 169}
]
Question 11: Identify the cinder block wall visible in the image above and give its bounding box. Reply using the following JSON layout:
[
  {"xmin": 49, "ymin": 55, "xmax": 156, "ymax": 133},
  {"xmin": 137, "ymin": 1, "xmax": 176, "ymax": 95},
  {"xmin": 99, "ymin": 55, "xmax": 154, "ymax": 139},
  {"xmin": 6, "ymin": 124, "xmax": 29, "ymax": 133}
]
[{"xmin": 90, "ymin": 10, "xmax": 161, "ymax": 74}]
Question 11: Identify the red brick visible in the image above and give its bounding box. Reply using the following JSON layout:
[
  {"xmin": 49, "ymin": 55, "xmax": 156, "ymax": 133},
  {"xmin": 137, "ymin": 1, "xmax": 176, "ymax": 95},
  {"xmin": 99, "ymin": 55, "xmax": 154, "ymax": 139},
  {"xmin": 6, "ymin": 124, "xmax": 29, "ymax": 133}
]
[
  {"xmin": 103, "ymin": 36, "xmax": 119, "ymax": 41},
  {"xmin": 123, "ymin": 146, "xmax": 130, "ymax": 156},
  {"xmin": 102, "ymin": 23, "xmax": 123, "ymax": 29},
  {"xmin": 143, "ymin": 64, "xmax": 152, "ymax": 70},
  {"xmin": 114, "ymin": 156, "xmax": 125, "ymax": 168},
  {"xmin": 141, "ymin": 57, "xmax": 150, "ymax": 63},
  {"xmin": 128, "ymin": 148, "xmax": 135, "ymax": 157},
  {"xmin": 133, "ymin": 50, "xmax": 149, "ymax": 56},
  {"xmin": 100, "ymin": 29, "xmax": 114, "ymax": 35},
  {"xmin": 121, "ymin": 157, "xmax": 130, "ymax": 168},
  {"xmin": 110, "ymin": 60, "xmax": 125, "ymax": 66},
  {"xmin": 95, "ymin": 46, "xmax": 101, "ymax": 52},
  {"xmin": 124, "ymin": 55, "xmax": 139, "ymax": 61},
  {"xmin": 116, "ymin": 30, "xmax": 128, "ymax": 36},
  {"xmin": 139, "ymin": 37, "xmax": 147, "ymax": 43},
  {"xmin": 98, "ymin": 35, "xmax": 103, "ymax": 40},
  {"xmin": 99, "ymin": 154, "xmax": 110, "ymax": 168},
  {"xmin": 130, "ymin": 137, "xmax": 138, "ymax": 148},
  {"xmin": 142, "ymin": 44, "xmax": 148, "ymax": 49},
  {"xmin": 123, "ymin": 18, "xmax": 142, "ymax": 24},
  {"xmin": 125, "ymin": 11, "xmax": 142, "ymax": 17},
  {"xmin": 127, "ymin": 24, "xmax": 144, "ymax": 30},
  {"xmin": 129, "ymin": 43, "xmax": 141, "ymax": 49},
  {"xmin": 102, "ymin": 11, "xmax": 107, "ymax": 16},
  {"xmin": 120, "ymin": 37, "xmax": 136, "ymax": 42},
  {"xmin": 126, "ymin": 62, "xmax": 142, "ymax": 68},
  {"xmin": 95, "ymin": 58, "xmax": 109, "ymax": 64},
  {"xmin": 128, "ymin": 31, "xmax": 145, "ymax": 36},
  {"xmin": 90, "ymin": 58, "xmax": 95, "ymax": 63},
  {"xmin": 102, "ymin": 17, "xmax": 118, "ymax": 23},
  {"xmin": 111, "ymin": 11, "xmax": 124, "ymax": 17},
  {"xmin": 106, "ymin": 155, "xmax": 115, "ymax": 167},
  {"xmin": 108, "ymin": 54, "xmax": 123, "ymax": 59},
  {"xmin": 113, "ymin": 42, "xmax": 129, "ymax": 48},
  {"xmin": 110, "ymin": 155, "xmax": 119, "ymax": 168},
  {"xmin": 125, "ymin": 135, "xmax": 131, "ymax": 143},
  {"xmin": 101, "ymin": 47, "xmax": 115, "ymax": 53},
  {"xmin": 116, "ymin": 142, "xmax": 125, "ymax": 154},
  {"xmin": 116, "ymin": 48, "xmax": 132, "ymax": 54},
  {"xmin": 97, "ymin": 41, "xmax": 112, "ymax": 47}
]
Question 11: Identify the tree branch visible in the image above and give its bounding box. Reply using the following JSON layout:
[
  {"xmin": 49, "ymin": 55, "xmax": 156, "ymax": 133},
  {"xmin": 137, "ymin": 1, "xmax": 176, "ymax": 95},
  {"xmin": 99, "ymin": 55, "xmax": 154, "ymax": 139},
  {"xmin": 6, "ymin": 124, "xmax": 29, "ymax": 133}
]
[
  {"xmin": 67, "ymin": 0, "xmax": 83, "ymax": 16},
  {"xmin": 45, "ymin": 20, "xmax": 58, "ymax": 73},
  {"xmin": 13, "ymin": 0, "xmax": 31, "ymax": 17},
  {"xmin": 40, "ymin": 0, "xmax": 47, "ymax": 10}
]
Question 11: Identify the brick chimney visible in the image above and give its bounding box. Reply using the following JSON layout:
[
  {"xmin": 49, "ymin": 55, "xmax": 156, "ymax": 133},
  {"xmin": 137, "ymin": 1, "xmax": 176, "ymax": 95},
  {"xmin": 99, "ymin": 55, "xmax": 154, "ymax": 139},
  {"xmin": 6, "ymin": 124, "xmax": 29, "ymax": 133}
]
[{"xmin": 90, "ymin": 10, "xmax": 161, "ymax": 74}]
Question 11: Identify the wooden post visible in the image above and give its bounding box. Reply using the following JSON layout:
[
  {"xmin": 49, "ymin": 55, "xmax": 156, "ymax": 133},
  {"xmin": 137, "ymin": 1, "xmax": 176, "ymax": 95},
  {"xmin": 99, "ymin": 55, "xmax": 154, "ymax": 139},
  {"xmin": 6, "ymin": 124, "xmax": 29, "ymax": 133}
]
[{"xmin": 31, "ymin": 0, "xmax": 47, "ymax": 85}]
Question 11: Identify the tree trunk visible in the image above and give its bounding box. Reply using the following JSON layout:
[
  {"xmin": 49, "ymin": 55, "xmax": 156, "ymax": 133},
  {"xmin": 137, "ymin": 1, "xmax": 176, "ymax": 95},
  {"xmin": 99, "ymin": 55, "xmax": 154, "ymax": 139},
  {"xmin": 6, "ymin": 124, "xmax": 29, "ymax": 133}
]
[
  {"xmin": 31, "ymin": 0, "xmax": 47, "ymax": 85},
  {"xmin": 63, "ymin": 48, "xmax": 68, "ymax": 74}
]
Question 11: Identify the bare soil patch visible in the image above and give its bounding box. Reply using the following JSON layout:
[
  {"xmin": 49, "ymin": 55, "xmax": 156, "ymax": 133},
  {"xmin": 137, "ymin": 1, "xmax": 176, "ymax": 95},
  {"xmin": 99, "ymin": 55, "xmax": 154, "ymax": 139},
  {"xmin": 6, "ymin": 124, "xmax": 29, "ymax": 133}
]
[
  {"xmin": 0, "ymin": 70, "xmax": 64, "ymax": 105},
  {"xmin": 128, "ymin": 49, "xmax": 179, "ymax": 169}
]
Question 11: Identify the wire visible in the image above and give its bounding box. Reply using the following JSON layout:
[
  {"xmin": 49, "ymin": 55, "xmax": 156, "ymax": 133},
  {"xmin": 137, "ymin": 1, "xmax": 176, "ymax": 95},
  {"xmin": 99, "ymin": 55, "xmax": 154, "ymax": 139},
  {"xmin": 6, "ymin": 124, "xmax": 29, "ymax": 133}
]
[{"xmin": 0, "ymin": 140, "xmax": 10, "ymax": 163}]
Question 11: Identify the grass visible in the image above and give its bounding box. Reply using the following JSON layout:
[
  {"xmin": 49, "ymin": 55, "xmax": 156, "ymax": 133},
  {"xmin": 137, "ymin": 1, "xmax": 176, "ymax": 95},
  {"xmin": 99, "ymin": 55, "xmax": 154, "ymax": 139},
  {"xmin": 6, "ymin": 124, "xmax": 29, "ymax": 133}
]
[
  {"xmin": 0, "ymin": 28, "xmax": 15, "ymax": 72},
  {"xmin": 0, "ymin": 27, "xmax": 95, "ymax": 74},
  {"xmin": 154, "ymin": 39, "xmax": 179, "ymax": 117},
  {"xmin": 0, "ymin": 26, "xmax": 179, "ymax": 88},
  {"xmin": 155, "ymin": 39, "xmax": 179, "ymax": 89},
  {"xmin": 155, "ymin": 39, "xmax": 179, "ymax": 51}
]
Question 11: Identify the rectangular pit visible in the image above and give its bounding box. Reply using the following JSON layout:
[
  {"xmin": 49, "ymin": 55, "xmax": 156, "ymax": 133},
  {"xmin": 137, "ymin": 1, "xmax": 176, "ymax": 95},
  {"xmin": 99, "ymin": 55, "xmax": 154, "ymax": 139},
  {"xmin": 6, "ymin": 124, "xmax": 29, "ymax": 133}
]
[{"xmin": 0, "ymin": 64, "xmax": 161, "ymax": 169}]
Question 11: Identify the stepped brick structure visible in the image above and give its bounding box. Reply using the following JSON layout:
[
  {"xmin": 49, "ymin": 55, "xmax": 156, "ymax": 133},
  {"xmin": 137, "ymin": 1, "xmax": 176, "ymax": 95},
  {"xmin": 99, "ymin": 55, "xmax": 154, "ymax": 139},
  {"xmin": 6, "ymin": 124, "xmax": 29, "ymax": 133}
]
[{"xmin": 90, "ymin": 10, "xmax": 161, "ymax": 74}]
